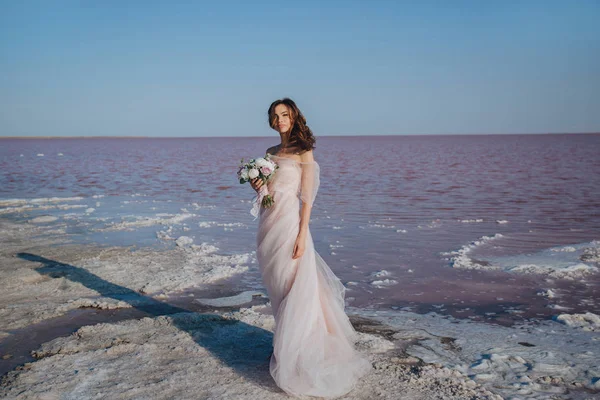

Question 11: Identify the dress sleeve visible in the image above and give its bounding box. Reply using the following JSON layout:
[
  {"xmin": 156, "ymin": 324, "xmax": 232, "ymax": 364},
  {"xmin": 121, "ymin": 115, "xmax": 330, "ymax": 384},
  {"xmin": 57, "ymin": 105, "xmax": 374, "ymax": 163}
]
[{"xmin": 299, "ymin": 161, "xmax": 320, "ymax": 207}]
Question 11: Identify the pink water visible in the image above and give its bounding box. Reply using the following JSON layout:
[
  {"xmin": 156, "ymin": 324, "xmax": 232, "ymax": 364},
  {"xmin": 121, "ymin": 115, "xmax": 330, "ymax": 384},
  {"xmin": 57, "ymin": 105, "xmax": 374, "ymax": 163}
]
[{"xmin": 1, "ymin": 134, "xmax": 600, "ymax": 324}]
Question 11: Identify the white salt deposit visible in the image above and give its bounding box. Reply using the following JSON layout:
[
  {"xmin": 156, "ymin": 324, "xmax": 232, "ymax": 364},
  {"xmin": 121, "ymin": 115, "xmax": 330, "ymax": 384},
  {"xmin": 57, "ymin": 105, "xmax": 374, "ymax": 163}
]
[
  {"xmin": 581, "ymin": 243, "xmax": 600, "ymax": 262},
  {"xmin": 371, "ymin": 270, "xmax": 392, "ymax": 278},
  {"xmin": 1, "ymin": 209, "xmax": 598, "ymax": 398},
  {"xmin": 370, "ymin": 279, "xmax": 399, "ymax": 287},
  {"xmin": 29, "ymin": 215, "xmax": 58, "ymax": 223},
  {"xmin": 355, "ymin": 307, "xmax": 600, "ymax": 398},
  {"xmin": 30, "ymin": 196, "xmax": 85, "ymax": 203},
  {"xmin": 190, "ymin": 242, "xmax": 219, "ymax": 255},
  {"xmin": 56, "ymin": 204, "xmax": 87, "ymax": 210},
  {"xmin": 537, "ymin": 289, "xmax": 558, "ymax": 299},
  {"xmin": 445, "ymin": 238, "xmax": 600, "ymax": 279},
  {"xmin": 0, "ymin": 307, "xmax": 502, "ymax": 400},
  {"xmin": 0, "ymin": 220, "xmax": 250, "ymax": 332},
  {"xmin": 6, "ymin": 216, "xmax": 510, "ymax": 399},
  {"xmin": 156, "ymin": 226, "xmax": 175, "ymax": 240},
  {"xmin": 417, "ymin": 219, "xmax": 442, "ymax": 229},
  {"xmin": 441, "ymin": 233, "xmax": 504, "ymax": 271},
  {"xmin": 555, "ymin": 312, "xmax": 600, "ymax": 332},
  {"xmin": 0, "ymin": 197, "xmax": 85, "ymax": 214},
  {"xmin": 217, "ymin": 222, "xmax": 246, "ymax": 230},
  {"xmin": 509, "ymin": 262, "xmax": 598, "ymax": 279},
  {"xmin": 547, "ymin": 304, "xmax": 572, "ymax": 311},
  {"xmin": 102, "ymin": 213, "xmax": 194, "ymax": 231},
  {"xmin": 360, "ymin": 223, "xmax": 397, "ymax": 229},
  {"xmin": 175, "ymin": 236, "xmax": 193, "ymax": 247},
  {"xmin": 190, "ymin": 202, "xmax": 216, "ymax": 210},
  {"xmin": 0, "ymin": 199, "xmax": 29, "ymax": 207},
  {"xmin": 198, "ymin": 221, "xmax": 246, "ymax": 230},
  {"xmin": 156, "ymin": 232, "xmax": 174, "ymax": 240},
  {"xmin": 551, "ymin": 246, "xmax": 577, "ymax": 252},
  {"xmin": 0, "ymin": 206, "xmax": 33, "ymax": 215}
]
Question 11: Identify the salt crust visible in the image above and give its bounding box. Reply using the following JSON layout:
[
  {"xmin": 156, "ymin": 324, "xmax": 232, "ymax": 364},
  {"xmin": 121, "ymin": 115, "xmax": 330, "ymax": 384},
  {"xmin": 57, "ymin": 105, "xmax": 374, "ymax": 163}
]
[
  {"xmin": 370, "ymin": 279, "xmax": 399, "ymax": 287},
  {"xmin": 443, "ymin": 235, "xmax": 600, "ymax": 279},
  {"xmin": 0, "ymin": 204, "xmax": 88, "ymax": 215},
  {"xmin": 555, "ymin": 312, "xmax": 600, "ymax": 332},
  {"xmin": 0, "ymin": 220, "xmax": 249, "ymax": 332},
  {"xmin": 369, "ymin": 270, "xmax": 399, "ymax": 288},
  {"xmin": 0, "ymin": 197, "xmax": 88, "ymax": 215},
  {"xmin": 100, "ymin": 213, "xmax": 195, "ymax": 231},
  {"xmin": 1, "ymin": 222, "xmax": 599, "ymax": 398},
  {"xmin": 581, "ymin": 244, "xmax": 600, "ymax": 263},
  {"xmin": 0, "ymin": 307, "xmax": 501, "ymax": 400},
  {"xmin": 537, "ymin": 289, "xmax": 558, "ymax": 299},
  {"xmin": 29, "ymin": 216, "xmax": 58, "ymax": 223},
  {"xmin": 355, "ymin": 308, "xmax": 600, "ymax": 398},
  {"xmin": 442, "ymin": 233, "xmax": 504, "ymax": 271},
  {"xmin": 4, "ymin": 305, "xmax": 598, "ymax": 399},
  {"xmin": 175, "ymin": 236, "xmax": 194, "ymax": 247},
  {"xmin": 0, "ymin": 197, "xmax": 85, "ymax": 207}
]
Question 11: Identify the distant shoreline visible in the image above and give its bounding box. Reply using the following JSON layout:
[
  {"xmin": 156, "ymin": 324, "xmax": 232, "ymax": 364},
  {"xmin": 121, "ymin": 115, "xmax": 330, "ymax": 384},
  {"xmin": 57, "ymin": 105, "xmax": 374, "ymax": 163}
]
[{"xmin": 1, "ymin": 132, "xmax": 599, "ymax": 139}]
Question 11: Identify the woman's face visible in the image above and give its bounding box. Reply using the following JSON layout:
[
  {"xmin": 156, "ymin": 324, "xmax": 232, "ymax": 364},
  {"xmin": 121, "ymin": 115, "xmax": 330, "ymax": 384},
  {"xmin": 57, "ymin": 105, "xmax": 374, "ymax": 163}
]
[{"xmin": 273, "ymin": 104, "xmax": 292, "ymax": 134}]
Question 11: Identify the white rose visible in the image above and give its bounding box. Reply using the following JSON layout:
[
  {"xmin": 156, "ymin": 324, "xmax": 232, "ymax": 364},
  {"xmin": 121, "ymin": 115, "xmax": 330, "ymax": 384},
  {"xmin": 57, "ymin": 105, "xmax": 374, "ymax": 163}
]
[
  {"xmin": 240, "ymin": 169, "xmax": 249, "ymax": 180},
  {"xmin": 255, "ymin": 158, "xmax": 268, "ymax": 168},
  {"xmin": 248, "ymin": 168, "xmax": 259, "ymax": 179}
]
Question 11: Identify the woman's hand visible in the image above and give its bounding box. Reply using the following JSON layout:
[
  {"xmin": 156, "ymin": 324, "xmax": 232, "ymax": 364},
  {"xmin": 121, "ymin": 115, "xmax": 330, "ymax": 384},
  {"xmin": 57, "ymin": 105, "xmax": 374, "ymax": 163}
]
[
  {"xmin": 250, "ymin": 178, "xmax": 264, "ymax": 193},
  {"xmin": 292, "ymin": 232, "xmax": 306, "ymax": 259}
]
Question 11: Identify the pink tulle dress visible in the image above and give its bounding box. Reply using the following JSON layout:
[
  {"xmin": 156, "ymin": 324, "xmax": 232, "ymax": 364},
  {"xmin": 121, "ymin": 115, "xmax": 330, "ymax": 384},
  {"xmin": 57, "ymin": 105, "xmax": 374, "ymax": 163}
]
[{"xmin": 252, "ymin": 154, "xmax": 372, "ymax": 398}]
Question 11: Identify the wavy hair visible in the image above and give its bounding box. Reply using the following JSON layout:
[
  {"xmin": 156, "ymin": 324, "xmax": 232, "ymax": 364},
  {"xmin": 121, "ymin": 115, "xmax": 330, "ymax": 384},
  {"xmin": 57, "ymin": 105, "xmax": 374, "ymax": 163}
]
[{"xmin": 268, "ymin": 98, "xmax": 316, "ymax": 153}]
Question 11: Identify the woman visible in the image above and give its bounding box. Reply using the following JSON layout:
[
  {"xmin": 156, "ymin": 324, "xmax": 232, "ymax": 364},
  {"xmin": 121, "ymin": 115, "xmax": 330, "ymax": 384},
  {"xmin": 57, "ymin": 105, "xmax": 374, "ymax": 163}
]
[{"xmin": 250, "ymin": 98, "xmax": 371, "ymax": 398}]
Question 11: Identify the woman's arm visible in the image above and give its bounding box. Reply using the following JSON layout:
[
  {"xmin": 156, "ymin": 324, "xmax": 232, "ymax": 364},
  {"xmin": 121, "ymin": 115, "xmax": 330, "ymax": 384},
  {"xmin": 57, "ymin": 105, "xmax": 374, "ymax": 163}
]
[
  {"xmin": 298, "ymin": 149, "xmax": 315, "ymax": 235},
  {"xmin": 293, "ymin": 149, "xmax": 316, "ymax": 259}
]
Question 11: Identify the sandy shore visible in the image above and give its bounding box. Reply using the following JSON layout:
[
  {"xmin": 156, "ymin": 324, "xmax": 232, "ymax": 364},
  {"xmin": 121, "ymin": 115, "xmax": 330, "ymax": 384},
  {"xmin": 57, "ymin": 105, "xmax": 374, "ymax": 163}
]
[{"xmin": 0, "ymin": 219, "xmax": 598, "ymax": 399}]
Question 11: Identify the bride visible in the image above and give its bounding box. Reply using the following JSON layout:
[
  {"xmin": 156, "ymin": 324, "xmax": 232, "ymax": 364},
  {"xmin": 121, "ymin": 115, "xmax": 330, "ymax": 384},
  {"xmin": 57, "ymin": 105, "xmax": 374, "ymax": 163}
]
[{"xmin": 250, "ymin": 98, "xmax": 371, "ymax": 398}]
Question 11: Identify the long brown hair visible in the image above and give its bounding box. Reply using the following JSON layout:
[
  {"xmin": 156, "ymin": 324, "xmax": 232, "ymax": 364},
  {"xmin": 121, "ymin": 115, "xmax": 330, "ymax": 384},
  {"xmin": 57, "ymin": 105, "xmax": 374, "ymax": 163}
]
[{"xmin": 268, "ymin": 98, "xmax": 316, "ymax": 153}]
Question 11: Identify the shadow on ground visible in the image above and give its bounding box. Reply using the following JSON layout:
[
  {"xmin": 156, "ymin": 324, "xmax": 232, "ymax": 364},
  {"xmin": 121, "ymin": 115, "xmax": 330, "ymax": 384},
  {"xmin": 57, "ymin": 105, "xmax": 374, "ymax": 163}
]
[{"xmin": 12, "ymin": 252, "xmax": 278, "ymax": 392}]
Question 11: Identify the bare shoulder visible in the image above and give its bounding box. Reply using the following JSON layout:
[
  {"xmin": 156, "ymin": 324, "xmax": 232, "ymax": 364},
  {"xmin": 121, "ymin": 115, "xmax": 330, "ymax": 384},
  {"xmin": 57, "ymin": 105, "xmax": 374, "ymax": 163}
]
[{"xmin": 299, "ymin": 149, "xmax": 315, "ymax": 163}]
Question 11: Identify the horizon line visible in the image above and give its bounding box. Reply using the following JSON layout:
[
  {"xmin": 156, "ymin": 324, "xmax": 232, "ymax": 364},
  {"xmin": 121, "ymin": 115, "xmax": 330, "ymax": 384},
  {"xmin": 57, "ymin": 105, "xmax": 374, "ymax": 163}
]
[{"xmin": 1, "ymin": 132, "xmax": 599, "ymax": 139}]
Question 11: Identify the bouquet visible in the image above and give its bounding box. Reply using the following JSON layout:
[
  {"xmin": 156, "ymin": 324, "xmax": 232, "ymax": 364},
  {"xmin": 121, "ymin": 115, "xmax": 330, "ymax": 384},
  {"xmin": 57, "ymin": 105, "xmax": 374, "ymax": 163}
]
[{"xmin": 238, "ymin": 154, "xmax": 279, "ymax": 218}]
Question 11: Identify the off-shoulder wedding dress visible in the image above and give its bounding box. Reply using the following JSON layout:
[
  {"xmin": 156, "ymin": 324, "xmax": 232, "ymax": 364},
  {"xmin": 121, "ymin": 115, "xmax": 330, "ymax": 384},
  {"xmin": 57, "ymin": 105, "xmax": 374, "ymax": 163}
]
[{"xmin": 252, "ymin": 154, "xmax": 371, "ymax": 398}]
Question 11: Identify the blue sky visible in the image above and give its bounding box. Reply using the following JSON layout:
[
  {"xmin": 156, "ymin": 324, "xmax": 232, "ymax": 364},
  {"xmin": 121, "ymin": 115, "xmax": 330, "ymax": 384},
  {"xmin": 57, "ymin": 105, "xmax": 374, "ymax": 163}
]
[{"xmin": 1, "ymin": 0, "xmax": 599, "ymax": 137}]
